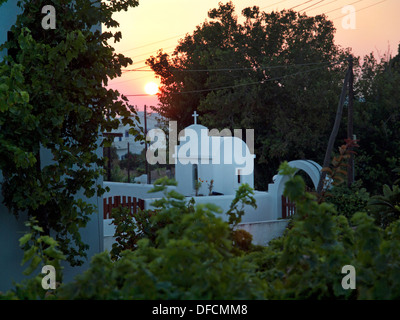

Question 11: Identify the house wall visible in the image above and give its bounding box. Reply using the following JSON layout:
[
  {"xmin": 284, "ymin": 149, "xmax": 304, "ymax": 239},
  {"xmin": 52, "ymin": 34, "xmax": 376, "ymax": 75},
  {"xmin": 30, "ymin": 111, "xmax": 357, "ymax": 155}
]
[
  {"xmin": 102, "ymin": 159, "xmax": 323, "ymax": 251},
  {"xmin": 0, "ymin": 1, "xmax": 103, "ymax": 291},
  {"xmin": 103, "ymin": 181, "xmax": 177, "ymax": 200},
  {"xmin": 103, "ymin": 189, "xmax": 275, "ymax": 251},
  {"xmin": 102, "ymin": 180, "xmax": 274, "ymax": 251}
]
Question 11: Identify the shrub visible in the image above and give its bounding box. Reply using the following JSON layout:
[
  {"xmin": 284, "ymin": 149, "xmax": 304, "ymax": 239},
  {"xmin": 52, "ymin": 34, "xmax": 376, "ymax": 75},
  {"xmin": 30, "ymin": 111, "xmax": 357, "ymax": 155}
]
[
  {"xmin": 367, "ymin": 184, "xmax": 400, "ymax": 229},
  {"xmin": 326, "ymin": 180, "xmax": 370, "ymax": 220},
  {"xmin": 57, "ymin": 180, "xmax": 267, "ymax": 299}
]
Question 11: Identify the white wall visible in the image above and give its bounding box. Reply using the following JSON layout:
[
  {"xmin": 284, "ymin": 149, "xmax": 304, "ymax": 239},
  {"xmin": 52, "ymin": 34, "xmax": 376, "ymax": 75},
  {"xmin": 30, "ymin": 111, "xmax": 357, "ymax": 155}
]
[
  {"xmin": 102, "ymin": 160, "xmax": 324, "ymax": 252},
  {"xmin": 236, "ymin": 220, "xmax": 289, "ymax": 246},
  {"xmin": 0, "ymin": 1, "xmax": 104, "ymax": 290},
  {"xmin": 103, "ymin": 184, "xmax": 273, "ymax": 236},
  {"xmin": 103, "ymin": 181, "xmax": 177, "ymax": 200},
  {"xmin": 103, "ymin": 189, "xmax": 280, "ymax": 251},
  {"xmin": 179, "ymin": 191, "xmax": 273, "ymax": 223}
]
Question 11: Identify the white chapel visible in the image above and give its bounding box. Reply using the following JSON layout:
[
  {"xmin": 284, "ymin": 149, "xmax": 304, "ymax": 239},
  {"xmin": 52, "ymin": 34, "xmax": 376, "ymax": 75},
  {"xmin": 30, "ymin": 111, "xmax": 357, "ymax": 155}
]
[{"xmin": 174, "ymin": 111, "xmax": 255, "ymax": 197}]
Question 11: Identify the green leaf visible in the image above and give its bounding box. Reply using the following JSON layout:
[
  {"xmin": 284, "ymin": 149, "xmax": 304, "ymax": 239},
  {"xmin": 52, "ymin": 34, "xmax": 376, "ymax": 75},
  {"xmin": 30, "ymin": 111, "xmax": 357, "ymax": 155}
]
[
  {"xmin": 19, "ymin": 233, "xmax": 32, "ymax": 247},
  {"xmin": 21, "ymin": 246, "xmax": 38, "ymax": 266},
  {"xmin": 23, "ymin": 255, "xmax": 41, "ymax": 276},
  {"xmin": 32, "ymin": 225, "xmax": 44, "ymax": 233}
]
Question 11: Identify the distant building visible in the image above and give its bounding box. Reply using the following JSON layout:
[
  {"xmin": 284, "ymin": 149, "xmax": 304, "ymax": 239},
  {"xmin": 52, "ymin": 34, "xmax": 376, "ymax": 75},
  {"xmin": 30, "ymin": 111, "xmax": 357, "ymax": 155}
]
[{"xmin": 111, "ymin": 111, "xmax": 161, "ymax": 159}]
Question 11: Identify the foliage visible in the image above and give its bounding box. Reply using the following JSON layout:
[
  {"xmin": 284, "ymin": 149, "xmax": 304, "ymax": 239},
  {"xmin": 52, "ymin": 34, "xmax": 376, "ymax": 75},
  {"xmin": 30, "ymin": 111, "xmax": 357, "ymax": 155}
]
[
  {"xmin": 262, "ymin": 162, "xmax": 357, "ymax": 299},
  {"xmin": 245, "ymin": 162, "xmax": 400, "ymax": 299},
  {"xmin": 326, "ymin": 180, "xmax": 370, "ymax": 220},
  {"xmin": 19, "ymin": 217, "xmax": 66, "ymax": 277},
  {"xmin": 353, "ymin": 45, "xmax": 400, "ymax": 194},
  {"xmin": 1, "ymin": 218, "xmax": 65, "ymax": 300},
  {"xmin": 394, "ymin": 167, "xmax": 400, "ymax": 185},
  {"xmin": 206, "ymin": 179, "xmax": 214, "ymax": 196},
  {"xmin": 4, "ymin": 162, "xmax": 400, "ymax": 299},
  {"xmin": 109, "ymin": 205, "xmax": 161, "ymax": 261},
  {"xmin": 317, "ymin": 138, "xmax": 368, "ymax": 220},
  {"xmin": 109, "ymin": 177, "xmax": 190, "ymax": 261},
  {"xmin": 0, "ymin": 0, "xmax": 141, "ymax": 266},
  {"xmin": 110, "ymin": 163, "xmax": 125, "ymax": 182},
  {"xmin": 147, "ymin": 1, "xmax": 349, "ymax": 188},
  {"xmin": 56, "ymin": 179, "xmax": 267, "ymax": 299},
  {"xmin": 119, "ymin": 152, "xmax": 145, "ymax": 172},
  {"xmin": 109, "ymin": 203, "xmax": 161, "ymax": 261},
  {"xmin": 318, "ymin": 138, "xmax": 359, "ymax": 202},
  {"xmin": 55, "ymin": 163, "xmax": 400, "ymax": 299},
  {"xmin": 194, "ymin": 178, "xmax": 202, "ymax": 196},
  {"xmin": 367, "ymin": 184, "xmax": 400, "ymax": 229},
  {"xmin": 110, "ymin": 177, "xmax": 258, "ymax": 260},
  {"xmin": 225, "ymin": 183, "xmax": 257, "ymax": 227}
]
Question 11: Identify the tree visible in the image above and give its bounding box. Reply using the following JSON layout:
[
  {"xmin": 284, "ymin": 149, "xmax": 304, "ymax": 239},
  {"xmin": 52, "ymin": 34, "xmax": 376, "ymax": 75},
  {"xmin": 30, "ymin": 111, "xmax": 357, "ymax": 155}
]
[
  {"xmin": 0, "ymin": 0, "xmax": 141, "ymax": 266},
  {"xmin": 119, "ymin": 151, "xmax": 145, "ymax": 172},
  {"xmin": 147, "ymin": 2, "xmax": 350, "ymax": 188},
  {"xmin": 352, "ymin": 45, "xmax": 400, "ymax": 194}
]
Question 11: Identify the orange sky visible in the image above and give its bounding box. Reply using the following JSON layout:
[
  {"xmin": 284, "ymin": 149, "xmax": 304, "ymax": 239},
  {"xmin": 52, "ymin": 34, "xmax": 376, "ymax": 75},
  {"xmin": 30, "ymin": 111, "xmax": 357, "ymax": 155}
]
[{"xmin": 106, "ymin": 0, "xmax": 400, "ymax": 111}]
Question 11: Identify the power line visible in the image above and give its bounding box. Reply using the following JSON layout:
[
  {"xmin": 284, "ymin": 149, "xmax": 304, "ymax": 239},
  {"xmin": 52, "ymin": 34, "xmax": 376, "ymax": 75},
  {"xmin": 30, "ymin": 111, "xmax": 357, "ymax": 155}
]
[
  {"xmin": 331, "ymin": 0, "xmax": 388, "ymax": 20},
  {"xmin": 300, "ymin": 0, "xmax": 327, "ymax": 11},
  {"xmin": 118, "ymin": 0, "xmax": 391, "ymax": 81},
  {"xmin": 260, "ymin": 0, "xmax": 289, "ymax": 10},
  {"xmin": 127, "ymin": 45, "xmax": 177, "ymax": 60},
  {"xmin": 289, "ymin": 0, "xmax": 316, "ymax": 10},
  {"xmin": 121, "ymin": 34, "xmax": 187, "ymax": 53},
  {"xmin": 109, "ymin": 73, "xmax": 156, "ymax": 86},
  {"xmin": 124, "ymin": 60, "xmax": 344, "ymax": 96},
  {"xmin": 324, "ymin": 0, "xmax": 364, "ymax": 15},
  {"xmin": 116, "ymin": 0, "xmax": 352, "ymax": 69},
  {"xmin": 118, "ymin": 1, "xmax": 310, "ymax": 57},
  {"xmin": 304, "ymin": 0, "xmax": 338, "ymax": 12},
  {"xmin": 122, "ymin": 60, "xmax": 335, "ymax": 73}
]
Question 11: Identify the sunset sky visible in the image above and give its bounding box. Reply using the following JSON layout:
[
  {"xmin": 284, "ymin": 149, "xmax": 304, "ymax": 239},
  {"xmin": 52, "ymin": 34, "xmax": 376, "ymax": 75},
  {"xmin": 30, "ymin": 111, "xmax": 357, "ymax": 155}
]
[{"xmin": 106, "ymin": 0, "xmax": 400, "ymax": 111}]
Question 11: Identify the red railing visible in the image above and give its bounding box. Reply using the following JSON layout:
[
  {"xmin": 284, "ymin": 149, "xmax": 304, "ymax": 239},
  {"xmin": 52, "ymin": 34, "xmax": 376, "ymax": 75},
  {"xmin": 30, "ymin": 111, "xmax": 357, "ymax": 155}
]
[
  {"xmin": 103, "ymin": 196, "xmax": 145, "ymax": 219},
  {"xmin": 281, "ymin": 195, "xmax": 296, "ymax": 219}
]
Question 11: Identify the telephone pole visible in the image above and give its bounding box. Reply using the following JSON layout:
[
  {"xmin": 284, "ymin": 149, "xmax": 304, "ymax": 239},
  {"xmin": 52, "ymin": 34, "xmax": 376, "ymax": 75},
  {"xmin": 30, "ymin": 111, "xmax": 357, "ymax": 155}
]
[
  {"xmin": 127, "ymin": 142, "xmax": 130, "ymax": 183},
  {"xmin": 144, "ymin": 105, "xmax": 151, "ymax": 184},
  {"xmin": 317, "ymin": 56, "xmax": 353, "ymax": 194},
  {"xmin": 347, "ymin": 55, "xmax": 355, "ymax": 187}
]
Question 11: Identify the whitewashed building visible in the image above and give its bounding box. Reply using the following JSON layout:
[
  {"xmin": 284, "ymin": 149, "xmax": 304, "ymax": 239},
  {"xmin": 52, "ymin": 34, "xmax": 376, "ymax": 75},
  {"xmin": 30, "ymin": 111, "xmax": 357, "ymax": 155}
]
[
  {"xmin": 174, "ymin": 114, "xmax": 255, "ymax": 197},
  {"xmin": 111, "ymin": 111, "xmax": 160, "ymax": 159}
]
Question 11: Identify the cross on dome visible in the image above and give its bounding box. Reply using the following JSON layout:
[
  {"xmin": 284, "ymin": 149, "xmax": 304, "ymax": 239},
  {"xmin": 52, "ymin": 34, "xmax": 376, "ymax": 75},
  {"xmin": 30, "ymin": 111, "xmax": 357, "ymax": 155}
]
[{"xmin": 192, "ymin": 111, "xmax": 199, "ymax": 125}]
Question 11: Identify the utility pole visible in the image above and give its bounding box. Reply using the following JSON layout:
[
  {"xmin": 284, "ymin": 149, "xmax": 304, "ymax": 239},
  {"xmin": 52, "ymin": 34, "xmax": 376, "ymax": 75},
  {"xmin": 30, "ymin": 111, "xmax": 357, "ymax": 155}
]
[
  {"xmin": 127, "ymin": 142, "xmax": 130, "ymax": 183},
  {"xmin": 317, "ymin": 57, "xmax": 352, "ymax": 194},
  {"xmin": 102, "ymin": 132, "xmax": 123, "ymax": 181},
  {"xmin": 144, "ymin": 105, "xmax": 151, "ymax": 184},
  {"xmin": 347, "ymin": 55, "xmax": 355, "ymax": 187}
]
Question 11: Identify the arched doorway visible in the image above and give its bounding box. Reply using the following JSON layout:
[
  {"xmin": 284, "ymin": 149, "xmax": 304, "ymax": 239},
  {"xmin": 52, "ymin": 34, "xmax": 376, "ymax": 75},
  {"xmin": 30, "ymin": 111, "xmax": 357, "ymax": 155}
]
[{"xmin": 267, "ymin": 160, "xmax": 322, "ymax": 219}]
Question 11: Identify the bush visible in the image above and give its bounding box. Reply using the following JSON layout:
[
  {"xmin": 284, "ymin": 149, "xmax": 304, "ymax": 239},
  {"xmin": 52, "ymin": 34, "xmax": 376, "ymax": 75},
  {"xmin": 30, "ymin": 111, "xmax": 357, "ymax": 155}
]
[
  {"xmin": 367, "ymin": 184, "xmax": 400, "ymax": 229},
  {"xmin": 325, "ymin": 180, "xmax": 370, "ymax": 220},
  {"xmin": 57, "ymin": 179, "xmax": 267, "ymax": 299},
  {"xmin": 253, "ymin": 162, "xmax": 400, "ymax": 299},
  {"xmin": 4, "ymin": 164, "xmax": 400, "ymax": 300}
]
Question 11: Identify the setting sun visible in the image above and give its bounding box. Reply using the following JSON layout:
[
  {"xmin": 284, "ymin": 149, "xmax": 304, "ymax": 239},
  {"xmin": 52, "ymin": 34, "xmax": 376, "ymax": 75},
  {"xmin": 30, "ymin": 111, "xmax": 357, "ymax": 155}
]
[{"xmin": 144, "ymin": 82, "xmax": 159, "ymax": 95}]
